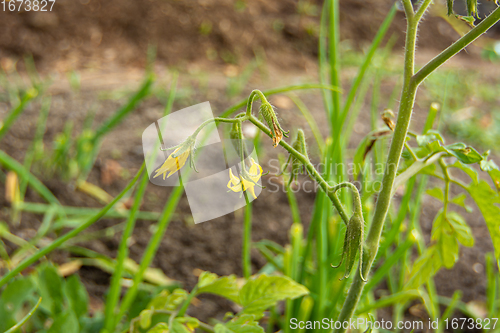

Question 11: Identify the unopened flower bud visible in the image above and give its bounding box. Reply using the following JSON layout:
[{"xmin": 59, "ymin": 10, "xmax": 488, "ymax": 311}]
[
  {"xmin": 230, "ymin": 121, "xmax": 248, "ymax": 160},
  {"xmin": 282, "ymin": 129, "xmax": 309, "ymax": 185},
  {"xmin": 332, "ymin": 212, "xmax": 365, "ymax": 280},
  {"xmin": 259, "ymin": 102, "xmax": 289, "ymax": 147}
]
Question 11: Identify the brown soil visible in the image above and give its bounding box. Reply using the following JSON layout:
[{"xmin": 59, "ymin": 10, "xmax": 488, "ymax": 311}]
[{"xmin": 1, "ymin": 0, "xmax": 486, "ymax": 73}]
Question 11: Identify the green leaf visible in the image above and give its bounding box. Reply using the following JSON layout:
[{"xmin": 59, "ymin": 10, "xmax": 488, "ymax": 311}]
[
  {"xmin": 426, "ymin": 187, "xmax": 444, "ymax": 201},
  {"xmin": 444, "ymin": 143, "xmax": 482, "ymax": 164},
  {"xmin": 37, "ymin": 264, "xmax": 64, "ymax": 315},
  {"xmin": 64, "ymin": 275, "xmax": 88, "ymax": 318},
  {"xmin": 447, "ymin": 212, "xmax": 474, "ymax": 247},
  {"xmin": 239, "ymin": 274, "xmax": 309, "ymax": 314},
  {"xmin": 450, "ymin": 160, "xmax": 478, "ymax": 185},
  {"xmin": 450, "ymin": 193, "xmax": 473, "ymax": 213},
  {"xmin": 432, "ymin": 213, "xmax": 459, "ymax": 269},
  {"xmin": 147, "ymin": 322, "xmax": 169, "ymax": 333},
  {"xmin": 170, "ymin": 317, "xmax": 199, "ymax": 333},
  {"xmin": 4, "ymin": 297, "xmax": 42, "ymax": 333},
  {"xmin": 140, "ymin": 309, "xmax": 154, "ymax": 329},
  {"xmin": 48, "ymin": 309, "xmax": 79, "ymax": 333},
  {"xmin": 0, "ymin": 278, "xmax": 35, "ymax": 332},
  {"xmin": 147, "ymin": 289, "xmax": 188, "ymax": 312},
  {"xmin": 488, "ymin": 169, "xmax": 500, "ymax": 192},
  {"xmin": 416, "ymin": 130, "xmax": 444, "ymax": 147},
  {"xmin": 455, "ymin": 14, "xmax": 476, "ymax": 27},
  {"xmin": 214, "ymin": 314, "xmax": 264, "ymax": 333},
  {"xmin": 466, "ymin": 181, "xmax": 500, "ymax": 261},
  {"xmin": 405, "ymin": 246, "xmax": 442, "ymax": 290},
  {"xmin": 481, "ymin": 160, "xmax": 500, "ymax": 191},
  {"xmin": 197, "ymin": 272, "xmax": 240, "ymax": 303}
]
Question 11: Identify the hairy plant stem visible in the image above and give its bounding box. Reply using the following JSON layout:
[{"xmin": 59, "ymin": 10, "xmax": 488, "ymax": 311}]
[
  {"xmin": 333, "ymin": 2, "xmax": 500, "ymax": 331},
  {"xmin": 248, "ymin": 115, "xmax": 352, "ymax": 224}
]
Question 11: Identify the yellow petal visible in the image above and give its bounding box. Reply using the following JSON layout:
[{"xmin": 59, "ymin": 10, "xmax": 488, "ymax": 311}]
[
  {"xmin": 229, "ymin": 168, "xmax": 240, "ymax": 185},
  {"xmin": 153, "ymin": 148, "xmax": 190, "ymax": 179},
  {"xmin": 248, "ymin": 161, "xmax": 263, "ymax": 183},
  {"xmin": 247, "ymin": 185, "xmax": 257, "ymax": 199},
  {"xmin": 227, "ymin": 179, "xmax": 242, "ymax": 192}
]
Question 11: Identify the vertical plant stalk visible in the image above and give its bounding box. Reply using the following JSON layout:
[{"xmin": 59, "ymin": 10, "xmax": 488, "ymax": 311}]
[
  {"xmin": 334, "ymin": 3, "xmax": 500, "ymax": 331},
  {"xmin": 242, "ymin": 188, "xmax": 253, "ymax": 279}
]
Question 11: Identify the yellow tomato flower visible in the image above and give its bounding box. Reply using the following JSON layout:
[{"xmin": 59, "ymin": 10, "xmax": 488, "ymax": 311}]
[
  {"xmin": 153, "ymin": 147, "xmax": 190, "ymax": 180},
  {"xmin": 227, "ymin": 158, "xmax": 263, "ymax": 199}
]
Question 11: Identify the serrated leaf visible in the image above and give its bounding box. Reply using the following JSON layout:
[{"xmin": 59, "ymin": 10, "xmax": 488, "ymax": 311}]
[
  {"xmin": 479, "ymin": 159, "xmax": 500, "ymax": 191},
  {"xmin": 140, "ymin": 309, "xmax": 153, "ymax": 329},
  {"xmin": 147, "ymin": 289, "xmax": 188, "ymax": 312},
  {"xmin": 405, "ymin": 246, "xmax": 442, "ymax": 290},
  {"xmin": 480, "ymin": 159, "xmax": 498, "ymax": 172},
  {"xmin": 447, "ymin": 212, "xmax": 474, "ymax": 247},
  {"xmin": 214, "ymin": 314, "xmax": 265, "ymax": 333},
  {"xmin": 197, "ymin": 272, "xmax": 240, "ymax": 303},
  {"xmin": 450, "ymin": 193, "xmax": 473, "ymax": 213},
  {"xmin": 171, "ymin": 317, "xmax": 199, "ymax": 333},
  {"xmin": 444, "ymin": 143, "xmax": 482, "ymax": 164},
  {"xmin": 239, "ymin": 274, "xmax": 309, "ymax": 315},
  {"xmin": 147, "ymin": 322, "xmax": 169, "ymax": 333},
  {"xmin": 488, "ymin": 169, "xmax": 500, "ymax": 192},
  {"xmin": 456, "ymin": 14, "xmax": 476, "ymax": 27},
  {"xmin": 416, "ymin": 131, "xmax": 444, "ymax": 147},
  {"xmin": 426, "ymin": 187, "xmax": 444, "ymax": 201},
  {"xmin": 466, "ymin": 181, "xmax": 500, "ymax": 261},
  {"xmin": 431, "ymin": 212, "xmax": 459, "ymax": 269},
  {"xmin": 450, "ymin": 161, "xmax": 479, "ymax": 185}
]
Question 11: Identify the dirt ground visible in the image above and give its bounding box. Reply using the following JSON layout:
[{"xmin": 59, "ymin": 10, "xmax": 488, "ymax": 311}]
[
  {"xmin": 3, "ymin": 0, "xmax": 496, "ymax": 72},
  {"xmin": 1, "ymin": 0, "xmax": 499, "ymax": 325}
]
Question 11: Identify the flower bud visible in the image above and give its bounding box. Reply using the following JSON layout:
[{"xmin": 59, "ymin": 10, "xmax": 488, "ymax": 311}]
[
  {"xmin": 466, "ymin": 0, "xmax": 478, "ymax": 18},
  {"xmin": 281, "ymin": 129, "xmax": 310, "ymax": 185},
  {"xmin": 259, "ymin": 102, "xmax": 289, "ymax": 147},
  {"xmin": 447, "ymin": 0, "xmax": 455, "ymax": 16},
  {"xmin": 230, "ymin": 121, "xmax": 248, "ymax": 160},
  {"xmin": 331, "ymin": 187, "xmax": 367, "ymax": 282}
]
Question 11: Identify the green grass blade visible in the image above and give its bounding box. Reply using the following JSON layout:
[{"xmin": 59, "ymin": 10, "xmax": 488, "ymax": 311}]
[
  {"xmin": 16, "ymin": 202, "xmax": 161, "ymax": 221},
  {"xmin": 94, "ymin": 73, "xmax": 154, "ymax": 141},
  {"xmin": 328, "ymin": 0, "xmax": 341, "ymax": 124},
  {"xmin": 319, "ymin": 0, "xmax": 333, "ymax": 113},
  {"xmin": 19, "ymin": 96, "xmax": 51, "ymax": 199},
  {"xmin": 220, "ymin": 83, "xmax": 341, "ymax": 118},
  {"xmin": 0, "ymin": 164, "xmax": 145, "ymax": 288},
  {"xmin": 340, "ymin": 4, "xmax": 397, "ymax": 120},
  {"xmin": 103, "ymin": 172, "xmax": 150, "ymax": 331},
  {"xmin": 117, "ymin": 183, "xmax": 185, "ymax": 321},
  {"xmin": 105, "ymin": 74, "xmax": 178, "ymax": 332},
  {"xmin": 287, "ymin": 93, "xmax": 325, "ymax": 155},
  {"xmin": 0, "ymin": 88, "xmax": 38, "ymax": 142},
  {"xmin": 4, "ymin": 297, "xmax": 42, "ymax": 333},
  {"xmin": 0, "ymin": 150, "xmax": 59, "ymax": 205}
]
